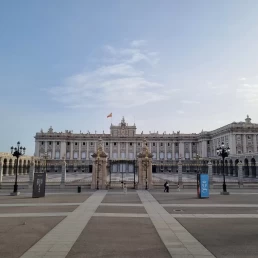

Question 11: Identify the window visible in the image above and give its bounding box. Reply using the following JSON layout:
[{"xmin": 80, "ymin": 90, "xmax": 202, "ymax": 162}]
[
  {"xmin": 90, "ymin": 142, "xmax": 93, "ymax": 146},
  {"xmin": 207, "ymin": 141, "xmax": 210, "ymax": 144},
  {"xmin": 66, "ymin": 152, "xmax": 70, "ymax": 159},
  {"xmin": 175, "ymin": 143, "xmax": 178, "ymax": 147},
  {"xmin": 185, "ymin": 153, "xmax": 190, "ymax": 159},
  {"xmin": 81, "ymin": 152, "xmax": 86, "ymax": 159},
  {"xmin": 160, "ymin": 152, "xmax": 164, "ymax": 159},
  {"xmin": 129, "ymin": 152, "xmax": 134, "ymax": 159},
  {"xmin": 193, "ymin": 143, "xmax": 195, "ymax": 145},
  {"xmin": 152, "ymin": 153, "xmax": 157, "ymax": 159},
  {"xmin": 67, "ymin": 142, "xmax": 70, "ymax": 146},
  {"xmin": 113, "ymin": 153, "xmax": 118, "ymax": 159},
  {"xmin": 153, "ymin": 143, "xmax": 155, "ymax": 147},
  {"xmin": 138, "ymin": 143, "xmax": 140, "ymax": 146},
  {"xmin": 73, "ymin": 152, "xmax": 78, "ymax": 159},
  {"xmin": 130, "ymin": 142, "xmax": 132, "ymax": 146},
  {"xmin": 89, "ymin": 152, "xmax": 94, "ymax": 159},
  {"xmin": 168, "ymin": 143, "xmax": 170, "ymax": 147},
  {"xmin": 114, "ymin": 142, "xmax": 117, "ymax": 146},
  {"xmin": 121, "ymin": 153, "xmax": 126, "ymax": 159},
  {"xmin": 57, "ymin": 142, "xmax": 60, "ymax": 145},
  {"xmin": 106, "ymin": 142, "xmax": 109, "ymax": 146},
  {"xmin": 160, "ymin": 143, "xmax": 163, "ymax": 147},
  {"xmin": 49, "ymin": 141, "xmax": 51, "ymax": 145},
  {"xmin": 75, "ymin": 142, "xmax": 78, "ymax": 146},
  {"xmin": 41, "ymin": 141, "xmax": 44, "ymax": 145},
  {"xmin": 55, "ymin": 151, "xmax": 60, "ymax": 159},
  {"xmin": 175, "ymin": 153, "xmax": 179, "ymax": 159},
  {"xmin": 83, "ymin": 142, "xmax": 86, "ymax": 146},
  {"xmin": 167, "ymin": 152, "xmax": 172, "ymax": 159}
]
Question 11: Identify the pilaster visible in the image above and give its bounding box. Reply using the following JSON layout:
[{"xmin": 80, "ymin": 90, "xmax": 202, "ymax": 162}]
[
  {"xmin": 126, "ymin": 142, "xmax": 129, "ymax": 159},
  {"xmin": 172, "ymin": 142, "xmax": 175, "ymax": 160},
  {"xmin": 118, "ymin": 142, "xmax": 120, "ymax": 159},
  {"xmin": 179, "ymin": 142, "xmax": 184, "ymax": 159},
  {"xmin": 243, "ymin": 135, "xmax": 247, "ymax": 154},
  {"xmin": 164, "ymin": 142, "xmax": 167, "ymax": 161},
  {"xmin": 52, "ymin": 142, "xmax": 55, "ymax": 160},
  {"xmin": 189, "ymin": 143, "xmax": 192, "ymax": 160},
  {"xmin": 254, "ymin": 134, "xmax": 257, "ymax": 153},
  {"xmin": 157, "ymin": 142, "xmax": 159, "ymax": 160}
]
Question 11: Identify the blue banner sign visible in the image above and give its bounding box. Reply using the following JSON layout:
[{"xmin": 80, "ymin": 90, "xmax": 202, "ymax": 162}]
[{"xmin": 200, "ymin": 174, "xmax": 209, "ymax": 198}]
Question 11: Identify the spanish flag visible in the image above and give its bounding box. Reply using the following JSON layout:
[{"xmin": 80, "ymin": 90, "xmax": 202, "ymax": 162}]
[{"xmin": 107, "ymin": 113, "xmax": 112, "ymax": 118}]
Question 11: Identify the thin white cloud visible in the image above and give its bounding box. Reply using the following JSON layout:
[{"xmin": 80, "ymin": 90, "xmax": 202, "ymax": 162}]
[
  {"xmin": 176, "ymin": 110, "xmax": 185, "ymax": 114},
  {"xmin": 131, "ymin": 40, "xmax": 147, "ymax": 48},
  {"xmin": 47, "ymin": 42, "xmax": 179, "ymax": 109},
  {"xmin": 181, "ymin": 100, "xmax": 200, "ymax": 104},
  {"xmin": 236, "ymin": 83, "xmax": 258, "ymax": 105},
  {"xmin": 239, "ymin": 77, "xmax": 247, "ymax": 81}
]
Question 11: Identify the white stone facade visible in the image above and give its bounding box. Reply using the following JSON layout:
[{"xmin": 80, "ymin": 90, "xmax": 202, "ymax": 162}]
[{"xmin": 34, "ymin": 115, "xmax": 258, "ymax": 164}]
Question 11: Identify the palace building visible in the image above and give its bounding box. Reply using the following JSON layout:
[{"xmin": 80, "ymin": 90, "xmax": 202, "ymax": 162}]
[{"xmin": 34, "ymin": 116, "xmax": 258, "ymax": 169}]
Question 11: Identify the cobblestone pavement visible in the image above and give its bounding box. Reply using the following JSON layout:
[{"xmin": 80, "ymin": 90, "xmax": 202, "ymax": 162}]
[{"xmin": 1, "ymin": 190, "xmax": 258, "ymax": 257}]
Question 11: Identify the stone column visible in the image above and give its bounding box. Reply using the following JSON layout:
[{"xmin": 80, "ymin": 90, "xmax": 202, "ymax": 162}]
[
  {"xmin": 79, "ymin": 142, "xmax": 81, "ymax": 160},
  {"xmin": 238, "ymin": 161, "xmax": 244, "ymax": 188},
  {"xmin": 9, "ymin": 160, "xmax": 14, "ymax": 176},
  {"xmin": 0, "ymin": 159, "xmax": 3, "ymax": 184},
  {"xmin": 118, "ymin": 142, "xmax": 120, "ymax": 159},
  {"xmin": 208, "ymin": 160, "xmax": 213, "ymax": 188},
  {"xmin": 164, "ymin": 142, "xmax": 167, "ymax": 160},
  {"xmin": 133, "ymin": 143, "xmax": 137, "ymax": 160},
  {"xmin": 126, "ymin": 142, "xmax": 129, "ymax": 159},
  {"xmin": 178, "ymin": 157, "xmax": 183, "ymax": 187},
  {"xmin": 189, "ymin": 143, "xmax": 192, "ymax": 160},
  {"xmin": 28, "ymin": 159, "xmax": 35, "ymax": 189},
  {"xmin": 157, "ymin": 142, "xmax": 159, "ymax": 160},
  {"xmin": 172, "ymin": 142, "xmax": 175, "ymax": 160},
  {"xmin": 60, "ymin": 160, "xmax": 66, "ymax": 188},
  {"xmin": 52, "ymin": 142, "xmax": 56, "ymax": 161},
  {"xmin": 254, "ymin": 134, "xmax": 257, "ymax": 153}
]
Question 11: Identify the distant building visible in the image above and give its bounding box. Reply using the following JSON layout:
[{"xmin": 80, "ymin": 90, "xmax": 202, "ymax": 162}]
[{"xmin": 34, "ymin": 115, "xmax": 258, "ymax": 169}]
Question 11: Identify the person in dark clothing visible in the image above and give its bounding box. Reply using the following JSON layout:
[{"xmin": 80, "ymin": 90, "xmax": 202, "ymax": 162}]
[{"xmin": 164, "ymin": 181, "xmax": 168, "ymax": 192}]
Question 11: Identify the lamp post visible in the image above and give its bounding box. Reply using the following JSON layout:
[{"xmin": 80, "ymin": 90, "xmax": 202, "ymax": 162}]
[
  {"xmin": 195, "ymin": 154, "xmax": 201, "ymax": 173},
  {"xmin": 11, "ymin": 142, "xmax": 26, "ymax": 195},
  {"xmin": 216, "ymin": 142, "xmax": 230, "ymax": 194},
  {"xmin": 142, "ymin": 148, "xmax": 150, "ymax": 190},
  {"xmin": 41, "ymin": 152, "xmax": 49, "ymax": 173},
  {"xmin": 95, "ymin": 148, "xmax": 100, "ymax": 190}
]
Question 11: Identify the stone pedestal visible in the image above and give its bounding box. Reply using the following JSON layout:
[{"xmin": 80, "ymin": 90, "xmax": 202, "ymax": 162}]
[
  {"xmin": 208, "ymin": 161, "xmax": 213, "ymax": 188},
  {"xmin": 137, "ymin": 138, "xmax": 153, "ymax": 190},
  {"xmin": 91, "ymin": 138, "xmax": 108, "ymax": 190}
]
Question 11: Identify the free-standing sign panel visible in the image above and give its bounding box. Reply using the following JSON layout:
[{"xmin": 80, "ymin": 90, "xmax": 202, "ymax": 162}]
[
  {"xmin": 200, "ymin": 174, "xmax": 209, "ymax": 198},
  {"xmin": 32, "ymin": 173, "xmax": 46, "ymax": 198}
]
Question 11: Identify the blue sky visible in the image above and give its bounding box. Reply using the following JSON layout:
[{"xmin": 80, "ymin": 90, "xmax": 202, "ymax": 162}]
[{"xmin": 1, "ymin": 0, "xmax": 258, "ymax": 155}]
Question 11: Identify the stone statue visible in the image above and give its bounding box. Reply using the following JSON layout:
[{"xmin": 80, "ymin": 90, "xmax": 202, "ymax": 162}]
[
  {"xmin": 48, "ymin": 126, "xmax": 53, "ymax": 133},
  {"xmin": 40, "ymin": 128, "xmax": 43, "ymax": 133}
]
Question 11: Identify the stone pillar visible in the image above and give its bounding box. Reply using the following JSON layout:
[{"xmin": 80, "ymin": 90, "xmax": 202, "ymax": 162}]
[
  {"xmin": 0, "ymin": 159, "xmax": 3, "ymax": 184},
  {"xmin": 179, "ymin": 142, "xmax": 184, "ymax": 159},
  {"xmin": 60, "ymin": 160, "xmax": 66, "ymax": 188},
  {"xmin": 164, "ymin": 142, "xmax": 167, "ymax": 160},
  {"xmin": 28, "ymin": 158, "xmax": 35, "ymax": 189},
  {"xmin": 172, "ymin": 142, "xmax": 175, "ymax": 160},
  {"xmin": 238, "ymin": 161, "xmax": 244, "ymax": 188},
  {"xmin": 137, "ymin": 138, "xmax": 153, "ymax": 190},
  {"xmin": 157, "ymin": 142, "xmax": 159, "ymax": 160},
  {"xmin": 189, "ymin": 143, "xmax": 192, "ymax": 160},
  {"xmin": 202, "ymin": 141, "xmax": 208, "ymax": 158},
  {"xmin": 118, "ymin": 142, "xmax": 121, "ymax": 159},
  {"xmin": 254, "ymin": 134, "xmax": 257, "ymax": 153},
  {"xmin": 9, "ymin": 160, "xmax": 14, "ymax": 176},
  {"xmin": 126, "ymin": 142, "xmax": 129, "ymax": 159},
  {"xmin": 178, "ymin": 157, "xmax": 183, "ymax": 187},
  {"xmin": 208, "ymin": 160, "xmax": 213, "ymax": 188},
  {"xmin": 91, "ymin": 138, "xmax": 108, "ymax": 190}
]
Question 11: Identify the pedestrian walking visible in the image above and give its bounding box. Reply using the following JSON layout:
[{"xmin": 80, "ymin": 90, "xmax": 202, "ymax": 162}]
[
  {"xmin": 166, "ymin": 182, "xmax": 169, "ymax": 193},
  {"xmin": 177, "ymin": 183, "xmax": 180, "ymax": 192},
  {"xmin": 164, "ymin": 181, "xmax": 168, "ymax": 192}
]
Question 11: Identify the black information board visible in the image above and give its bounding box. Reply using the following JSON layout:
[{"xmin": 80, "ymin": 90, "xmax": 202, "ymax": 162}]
[{"xmin": 32, "ymin": 173, "xmax": 46, "ymax": 198}]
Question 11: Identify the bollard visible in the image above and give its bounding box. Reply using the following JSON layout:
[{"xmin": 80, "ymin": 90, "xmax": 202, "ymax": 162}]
[{"xmin": 78, "ymin": 186, "xmax": 81, "ymax": 193}]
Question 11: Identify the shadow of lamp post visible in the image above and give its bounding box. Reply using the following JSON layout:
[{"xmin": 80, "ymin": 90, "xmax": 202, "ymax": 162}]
[
  {"xmin": 216, "ymin": 142, "xmax": 230, "ymax": 194},
  {"xmin": 10, "ymin": 142, "xmax": 26, "ymax": 195}
]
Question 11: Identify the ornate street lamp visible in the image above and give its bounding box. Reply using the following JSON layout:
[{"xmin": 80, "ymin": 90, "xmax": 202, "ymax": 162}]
[
  {"xmin": 95, "ymin": 148, "xmax": 101, "ymax": 190},
  {"xmin": 11, "ymin": 142, "xmax": 26, "ymax": 194},
  {"xmin": 41, "ymin": 152, "xmax": 49, "ymax": 173},
  {"xmin": 217, "ymin": 142, "xmax": 230, "ymax": 194},
  {"xmin": 142, "ymin": 148, "xmax": 150, "ymax": 190}
]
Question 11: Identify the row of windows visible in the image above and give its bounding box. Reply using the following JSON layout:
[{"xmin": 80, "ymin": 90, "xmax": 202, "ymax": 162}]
[
  {"xmin": 44, "ymin": 151, "xmax": 198, "ymax": 160},
  {"xmin": 41, "ymin": 141, "xmax": 198, "ymax": 147}
]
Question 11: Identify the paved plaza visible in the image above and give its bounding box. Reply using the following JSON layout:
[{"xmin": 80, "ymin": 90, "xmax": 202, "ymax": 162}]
[{"xmin": 1, "ymin": 189, "xmax": 258, "ymax": 257}]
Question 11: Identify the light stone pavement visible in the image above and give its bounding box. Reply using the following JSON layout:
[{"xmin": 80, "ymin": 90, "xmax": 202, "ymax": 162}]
[
  {"xmin": 5, "ymin": 191, "xmax": 258, "ymax": 257},
  {"xmin": 137, "ymin": 191, "xmax": 215, "ymax": 258},
  {"xmin": 20, "ymin": 191, "xmax": 107, "ymax": 258}
]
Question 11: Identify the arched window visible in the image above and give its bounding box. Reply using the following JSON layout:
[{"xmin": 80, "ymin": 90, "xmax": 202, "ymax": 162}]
[
  {"xmin": 160, "ymin": 152, "xmax": 164, "ymax": 159},
  {"xmin": 81, "ymin": 152, "xmax": 86, "ymax": 159},
  {"xmin": 167, "ymin": 152, "xmax": 172, "ymax": 159},
  {"xmin": 55, "ymin": 151, "xmax": 60, "ymax": 159}
]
